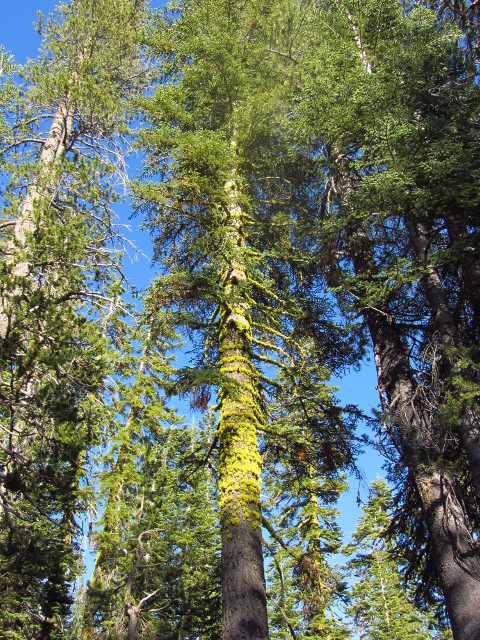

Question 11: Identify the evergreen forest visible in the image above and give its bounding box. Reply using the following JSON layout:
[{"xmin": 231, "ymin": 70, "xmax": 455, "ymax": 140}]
[{"xmin": 1, "ymin": 0, "xmax": 480, "ymax": 639}]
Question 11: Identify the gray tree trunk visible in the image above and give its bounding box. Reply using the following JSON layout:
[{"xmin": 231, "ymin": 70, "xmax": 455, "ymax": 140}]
[
  {"xmin": 407, "ymin": 221, "xmax": 480, "ymax": 498},
  {"xmin": 125, "ymin": 603, "xmax": 140, "ymax": 640},
  {"xmin": 0, "ymin": 100, "xmax": 74, "ymax": 339},
  {"xmin": 350, "ymin": 231, "xmax": 480, "ymax": 640},
  {"xmin": 446, "ymin": 219, "xmax": 480, "ymax": 322}
]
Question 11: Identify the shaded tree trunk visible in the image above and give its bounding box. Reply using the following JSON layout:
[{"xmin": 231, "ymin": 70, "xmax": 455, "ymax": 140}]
[
  {"xmin": 350, "ymin": 229, "xmax": 480, "ymax": 640},
  {"xmin": 407, "ymin": 220, "xmax": 480, "ymax": 498},
  {"xmin": 446, "ymin": 219, "xmax": 480, "ymax": 324}
]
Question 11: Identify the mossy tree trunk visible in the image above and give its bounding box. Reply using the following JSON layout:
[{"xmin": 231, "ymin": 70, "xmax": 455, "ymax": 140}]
[{"xmin": 218, "ymin": 178, "xmax": 270, "ymax": 640}]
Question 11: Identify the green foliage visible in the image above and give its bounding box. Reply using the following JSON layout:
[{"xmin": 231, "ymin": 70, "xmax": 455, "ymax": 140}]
[
  {"xmin": 0, "ymin": 1, "xmax": 146, "ymax": 636},
  {"xmin": 0, "ymin": 48, "xmax": 19, "ymax": 143},
  {"xmin": 288, "ymin": 0, "xmax": 480, "ymax": 619},
  {"xmin": 83, "ymin": 391, "xmax": 222, "ymax": 639},
  {"xmin": 344, "ymin": 478, "xmax": 452, "ymax": 639},
  {"xmin": 135, "ymin": 2, "xmax": 361, "ymax": 636},
  {"xmin": 260, "ymin": 341, "xmax": 353, "ymax": 639},
  {"xmin": 2, "ymin": 0, "xmax": 478, "ymax": 637}
]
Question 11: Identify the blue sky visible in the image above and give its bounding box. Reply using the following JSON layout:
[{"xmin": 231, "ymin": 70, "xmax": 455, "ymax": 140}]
[{"xmin": 0, "ymin": 0, "xmax": 384, "ymax": 540}]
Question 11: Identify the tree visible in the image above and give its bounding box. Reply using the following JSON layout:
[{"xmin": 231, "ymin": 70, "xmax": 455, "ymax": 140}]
[
  {"xmin": 80, "ymin": 314, "xmax": 222, "ymax": 640},
  {"xmin": 0, "ymin": 0, "xmax": 145, "ymax": 636},
  {"xmin": 135, "ymin": 1, "xmax": 358, "ymax": 638},
  {"xmin": 285, "ymin": 1, "xmax": 480, "ymax": 637},
  {"xmin": 0, "ymin": 48, "xmax": 19, "ymax": 144},
  {"xmin": 262, "ymin": 347, "xmax": 352, "ymax": 640},
  {"xmin": 345, "ymin": 478, "xmax": 452, "ymax": 640}
]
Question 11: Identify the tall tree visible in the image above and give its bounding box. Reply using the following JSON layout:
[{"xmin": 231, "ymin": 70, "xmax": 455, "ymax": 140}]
[
  {"xmin": 0, "ymin": 0, "xmax": 145, "ymax": 636},
  {"xmin": 287, "ymin": 1, "xmax": 480, "ymax": 637},
  {"xmin": 262, "ymin": 347, "xmax": 351, "ymax": 640},
  {"xmin": 135, "ymin": 1, "xmax": 358, "ymax": 638},
  {"xmin": 81, "ymin": 317, "xmax": 222, "ymax": 640}
]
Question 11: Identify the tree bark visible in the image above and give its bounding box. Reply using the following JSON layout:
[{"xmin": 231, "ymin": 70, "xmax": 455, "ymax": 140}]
[
  {"xmin": 327, "ymin": 9, "xmax": 480, "ymax": 634},
  {"xmin": 446, "ymin": 219, "xmax": 480, "ymax": 324},
  {"xmin": 407, "ymin": 220, "xmax": 480, "ymax": 498},
  {"xmin": 0, "ymin": 100, "xmax": 74, "ymax": 339},
  {"xmin": 125, "ymin": 603, "xmax": 140, "ymax": 640},
  {"xmin": 218, "ymin": 177, "xmax": 269, "ymax": 640},
  {"xmin": 350, "ymin": 230, "xmax": 480, "ymax": 640}
]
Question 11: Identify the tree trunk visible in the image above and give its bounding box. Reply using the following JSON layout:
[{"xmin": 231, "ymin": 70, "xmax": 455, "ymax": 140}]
[
  {"xmin": 416, "ymin": 467, "xmax": 480, "ymax": 640},
  {"xmin": 125, "ymin": 603, "xmax": 140, "ymax": 640},
  {"xmin": 0, "ymin": 100, "xmax": 74, "ymax": 339},
  {"xmin": 328, "ymin": 10, "xmax": 480, "ymax": 633},
  {"xmin": 218, "ymin": 178, "xmax": 269, "ymax": 640},
  {"xmin": 407, "ymin": 220, "xmax": 480, "ymax": 498},
  {"xmin": 350, "ymin": 230, "xmax": 480, "ymax": 640},
  {"xmin": 446, "ymin": 219, "xmax": 480, "ymax": 323}
]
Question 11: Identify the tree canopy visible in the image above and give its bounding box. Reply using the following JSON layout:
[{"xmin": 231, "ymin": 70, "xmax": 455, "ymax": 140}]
[{"xmin": 1, "ymin": 1, "xmax": 479, "ymax": 639}]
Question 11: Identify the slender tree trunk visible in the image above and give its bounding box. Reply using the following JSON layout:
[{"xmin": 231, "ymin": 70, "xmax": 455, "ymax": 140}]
[
  {"xmin": 349, "ymin": 233, "xmax": 480, "ymax": 640},
  {"xmin": 407, "ymin": 220, "xmax": 480, "ymax": 497},
  {"xmin": 0, "ymin": 100, "xmax": 74, "ymax": 339},
  {"xmin": 81, "ymin": 359, "xmax": 146, "ymax": 640},
  {"xmin": 218, "ymin": 177, "xmax": 269, "ymax": 640},
  {"xmin": 303, "ymin": 468, "xmax": 329, "ymax": 635}
]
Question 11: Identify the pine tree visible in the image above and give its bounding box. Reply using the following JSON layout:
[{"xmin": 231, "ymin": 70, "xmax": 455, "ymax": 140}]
[
  {"xmin": 262, "ymin": 346, "xmax": 351, "ymax": 640},
  {"xmin": 79, "ymin": 312, "xmax": 223, "ymax": 640},
  {"xmin": 0, "ymin": 48, "xmax": 19, "ymax": 144},
  {"xmin": 280, "ymin": 1, "xmax": 480, "ymax": 637},
  {"xmin": 81, "ymin": 322, "xmax": 222, "ymax": 640},
  {"xmin": 135, "ymin": 1, "xmax": 358, "ymax": 638}
]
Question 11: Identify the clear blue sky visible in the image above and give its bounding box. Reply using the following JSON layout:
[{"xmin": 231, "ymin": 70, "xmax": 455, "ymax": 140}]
[{"xmin": 0, "ymin": 0, "xmax": 384, "ymax": 540}]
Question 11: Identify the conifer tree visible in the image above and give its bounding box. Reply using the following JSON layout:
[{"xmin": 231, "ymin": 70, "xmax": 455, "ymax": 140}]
[
  {"xmin": 345, "ymin": 478, "xmax": 452, "ymax": 640},
  {"xmin": 287, "ymin": 2, "xmax": 480, "ymax": 638},
  {"xmin": 0, "ymin": 48, "xmax": 18, "ymax": 143},
  {"xmin": 262, "ymin": 348, "xmax": 351, "ymax": 640},
  {"xmin": 0, "ymin": 1, "xmax": 145, "ymax": 636},
  {"xmin": 135, "ymin": 1, "xmax": 358, "ymax": 638},
  {"xmin": 81, "ymin": 318, "xmax": 222, "ymax": 640}
]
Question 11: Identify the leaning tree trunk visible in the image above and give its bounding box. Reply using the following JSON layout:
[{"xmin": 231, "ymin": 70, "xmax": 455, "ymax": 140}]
[
  {"xmin": 350, "ymin": 231, "xmax": 480, "ymax": 640},
  {"xmin": 217, "ymin": 176, "xmax": 270, "ymax": 640},
  {"xmin": 407, "ymin": 220, "xmax": 480, "ymax": 498},
  {"xmin": 329, "ymin": 12, "xmax": 480, "ymax": 636},
  {"xmin": 0, "ymin": 99, "xmax": 74, "ymax": 339}
]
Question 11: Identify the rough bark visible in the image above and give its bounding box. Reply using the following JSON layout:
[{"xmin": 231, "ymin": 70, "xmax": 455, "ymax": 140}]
[
  {"xmin": 407, "ymin": 221, "xmax": 480, "ymax": 498},
  {"xmin": 125, "ymin": 604, "xmax": 140, "ymax": 640},
  {"xmin": 329, "ymin": 10, "xmax": 480, "ymax": 635},
  {"xmin": 218, "ymin": 178, "xmax": 269, "ymax": 640},
  {"xmin": 349, "ymin": 230, "xmax": 480, "ymax": 640}
]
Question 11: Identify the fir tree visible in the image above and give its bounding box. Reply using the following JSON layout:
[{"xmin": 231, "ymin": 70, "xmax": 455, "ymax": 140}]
[
  {"xmin": 135, "ymin": 1, "xmax": 358, "ymax": 637},
  {"xmin": 286, "ymin": 2, "xmax": 480, "ymax": 636}
]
